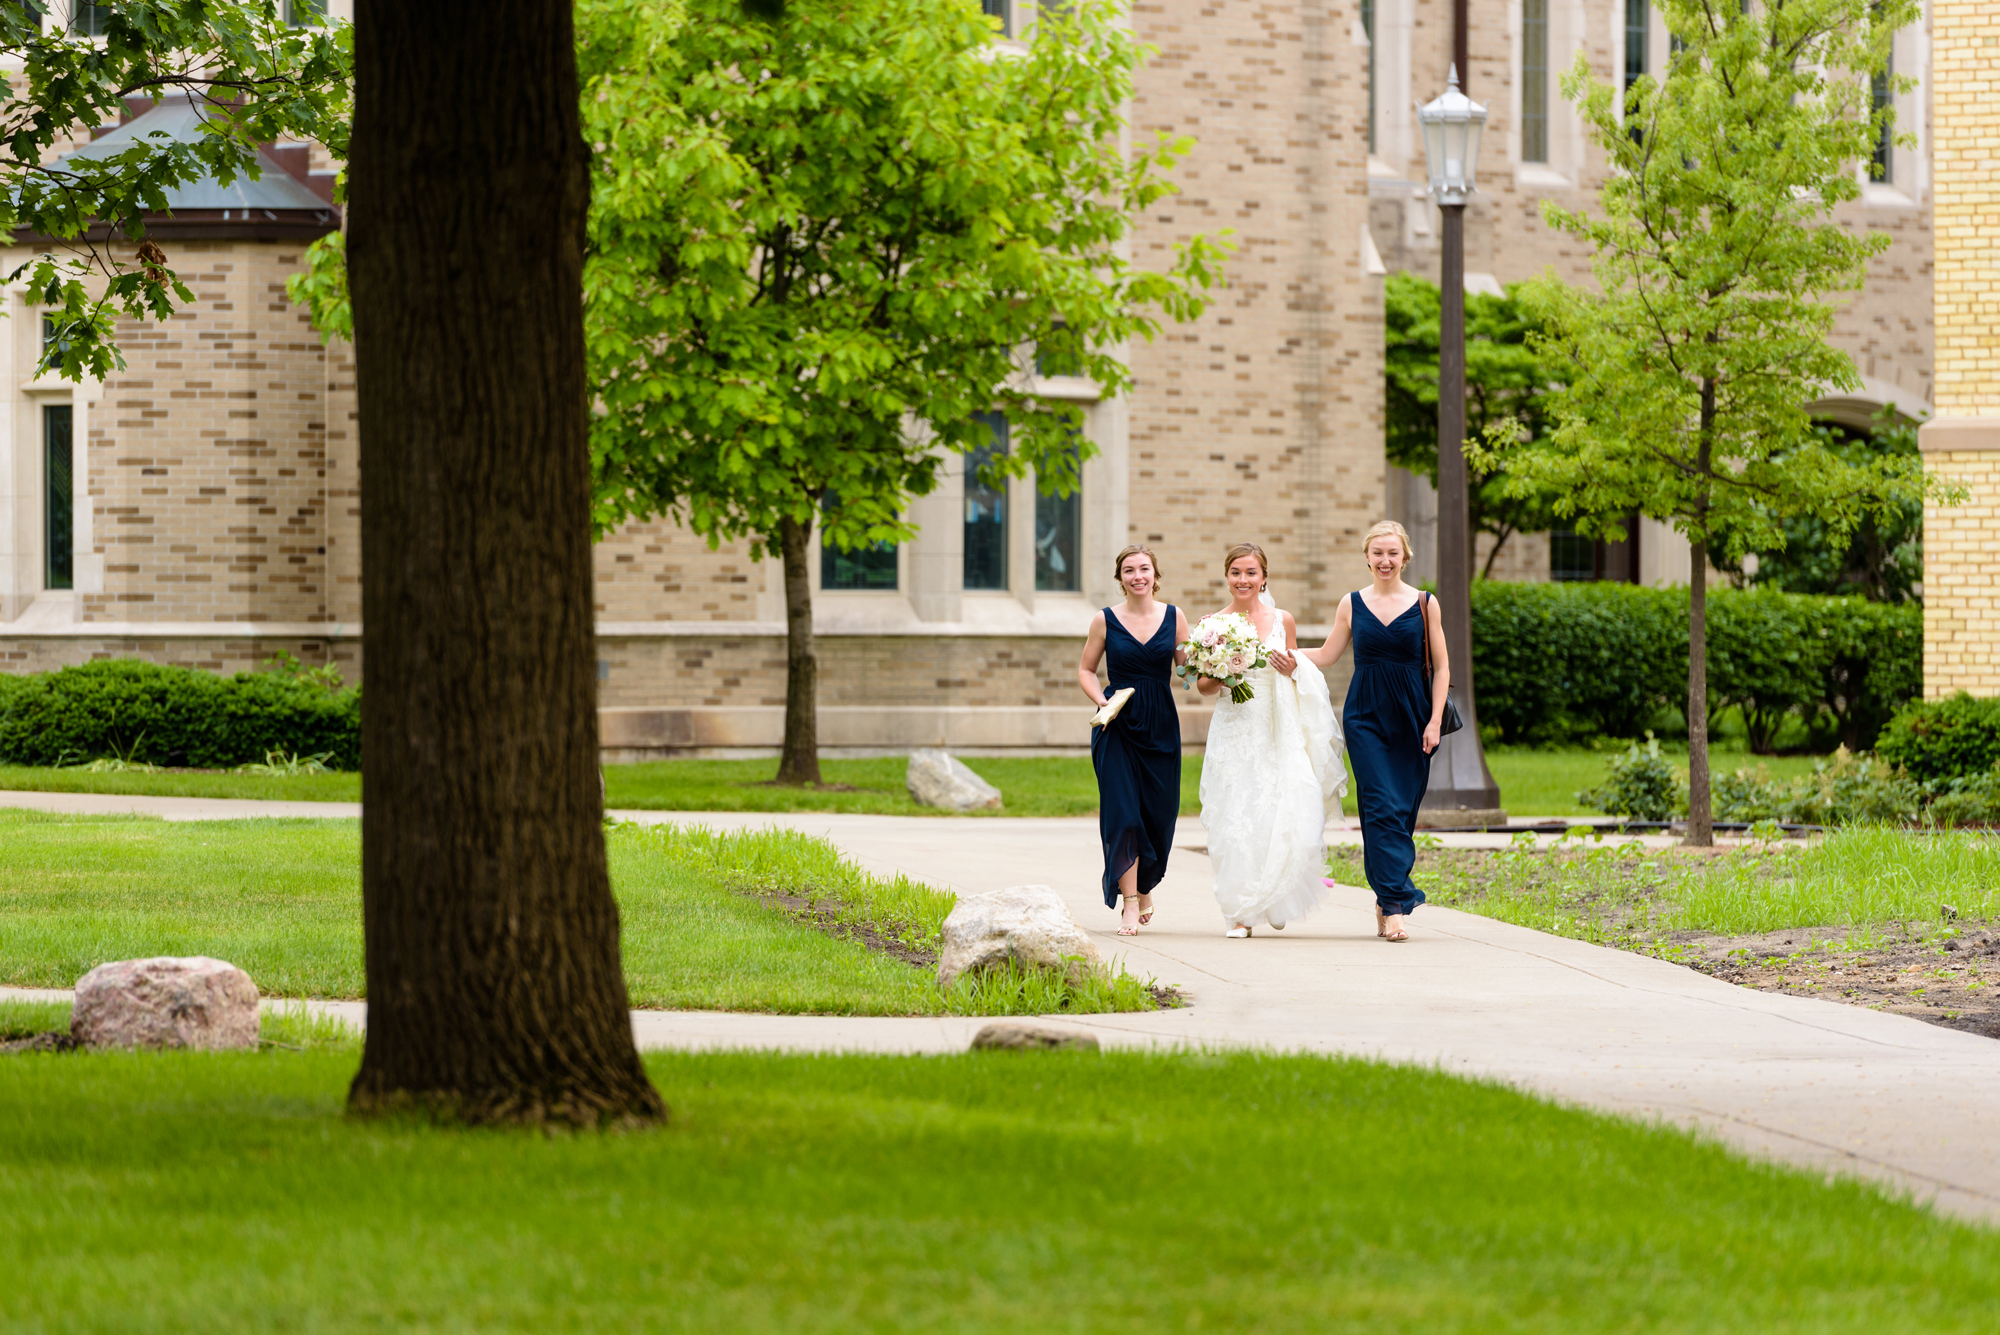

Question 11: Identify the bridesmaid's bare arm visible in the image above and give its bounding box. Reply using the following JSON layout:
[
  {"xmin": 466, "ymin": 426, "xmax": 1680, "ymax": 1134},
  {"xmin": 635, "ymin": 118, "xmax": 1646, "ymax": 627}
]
[
  {"xmin": 1077, "ymin": 611, "xmax": 1111, "ymax": 709},
  {"xmin": 1300, "ymin": 598, "xmax": 1354, "ymax": 670}
]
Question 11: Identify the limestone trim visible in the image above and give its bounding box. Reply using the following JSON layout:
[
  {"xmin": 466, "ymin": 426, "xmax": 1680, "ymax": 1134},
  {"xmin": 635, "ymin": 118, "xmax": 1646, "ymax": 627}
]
[{"xmin": 1918, "ymin": 417, "xmax": 2000, "ymax": 453}]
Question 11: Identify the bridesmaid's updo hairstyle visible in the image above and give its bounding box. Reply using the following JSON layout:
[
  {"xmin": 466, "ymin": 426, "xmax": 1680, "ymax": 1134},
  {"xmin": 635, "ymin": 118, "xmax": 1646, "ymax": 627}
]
[
  {"xmin": 1361, "ymin": 520, "xmax": 1413, "ymax": 569},
  {"xmin": 1223, "ymin": 542, "xmax": 1270, "ymax": 590},
  {"xmin": 1113, "ymin": 543, "xmax": 1161, "ymax": 592}
]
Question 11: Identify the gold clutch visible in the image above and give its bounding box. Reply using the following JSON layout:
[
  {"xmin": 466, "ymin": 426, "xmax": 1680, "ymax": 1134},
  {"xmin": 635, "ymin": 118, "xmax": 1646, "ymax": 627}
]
[{"xmin": 1090, "ymin": 687, "xmax": 1136, "ymax": 729}]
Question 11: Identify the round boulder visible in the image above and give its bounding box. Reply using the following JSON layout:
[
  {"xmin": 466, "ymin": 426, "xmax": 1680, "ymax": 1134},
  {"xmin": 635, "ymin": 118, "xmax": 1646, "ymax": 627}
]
[
  {"xmin": 906, "ymin": 748, "xmax": 1004, "ymax": 812},
  {"xmin": 71, "ymin": 956, "xmax": 260, "ymax": 1051},
  {"xmin": 937, "ymin": 884, "xmax": 1102, "ymax": 988}
]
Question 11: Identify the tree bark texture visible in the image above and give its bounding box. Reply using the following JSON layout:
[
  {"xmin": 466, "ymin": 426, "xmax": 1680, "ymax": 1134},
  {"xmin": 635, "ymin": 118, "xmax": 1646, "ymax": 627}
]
[
  {"xmin": 346, "ymin": 0, "xmax": 665, "ymax": 1126},
  {"xmin": 1686, "ymin": 397, "xmax": 1716, "ymax": 848},
  {"xmin": 776, "ymin": 515, "xmax": 823, "ymax": 785}
]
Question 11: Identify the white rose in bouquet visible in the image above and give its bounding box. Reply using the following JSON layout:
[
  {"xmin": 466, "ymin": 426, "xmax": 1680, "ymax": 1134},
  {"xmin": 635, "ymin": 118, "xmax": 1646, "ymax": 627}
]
[{"xmin": 1173, "ymin": 612, "xmax": 1270, "ymax": 704}]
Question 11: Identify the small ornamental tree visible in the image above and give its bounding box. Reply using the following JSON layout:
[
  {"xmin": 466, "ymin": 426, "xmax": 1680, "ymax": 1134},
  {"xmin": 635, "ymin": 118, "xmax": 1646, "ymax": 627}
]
[
  {"xmin": 1478, "ymin": 0, "xmax": 1948, "ymax": 844},
  {"xmin": 581, "ymin": 0, "xmax": 1228, "ymax": 784},
  {"xmin": 0, "ymin": 2, "xmax": 350, "ymax": 378}
]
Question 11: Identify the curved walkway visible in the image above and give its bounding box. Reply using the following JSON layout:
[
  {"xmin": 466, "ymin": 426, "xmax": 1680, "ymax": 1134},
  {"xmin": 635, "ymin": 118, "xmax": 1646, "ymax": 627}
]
[{"xmin": 4, "ymin": 791, "xmax": 1995, "ymax": 1223}]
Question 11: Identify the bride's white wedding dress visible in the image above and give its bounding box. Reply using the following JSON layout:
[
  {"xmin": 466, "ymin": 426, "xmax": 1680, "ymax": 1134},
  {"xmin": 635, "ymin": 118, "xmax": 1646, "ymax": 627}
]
[{"xmin": 1199, "ymin": 614, "xmax": 1348, "ymax": 929}]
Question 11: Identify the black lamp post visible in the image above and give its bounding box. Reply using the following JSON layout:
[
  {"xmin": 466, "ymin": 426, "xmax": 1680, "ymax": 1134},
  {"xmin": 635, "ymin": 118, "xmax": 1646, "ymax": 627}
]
[{"xmin": 1416, "ymin": 66, "xmax": 1504, "ymax": 822}]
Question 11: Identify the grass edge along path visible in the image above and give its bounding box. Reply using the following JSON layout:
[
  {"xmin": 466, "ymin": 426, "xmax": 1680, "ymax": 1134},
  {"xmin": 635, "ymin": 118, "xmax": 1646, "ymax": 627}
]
[
  {"xmin": 2, "ymin": 1045, "xmax": 1996, "ymax": 1333},
  {"xmin": 0, "ymin": 811, "xmax": 1163, "ymax": 1018},
  {"xmin": 0, "ymin": 748, "xmax": 1830, "ymax": 817}
]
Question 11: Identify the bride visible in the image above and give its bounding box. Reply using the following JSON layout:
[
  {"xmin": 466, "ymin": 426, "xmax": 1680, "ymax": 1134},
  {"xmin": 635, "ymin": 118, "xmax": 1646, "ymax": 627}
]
[{"xmin": 1195, "ymin": 543, "xmax": 1347, "ymax": 938}]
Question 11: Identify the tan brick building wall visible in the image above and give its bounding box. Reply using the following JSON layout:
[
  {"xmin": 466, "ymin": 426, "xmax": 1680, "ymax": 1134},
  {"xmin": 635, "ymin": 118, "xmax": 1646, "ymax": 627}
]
[{"xmin": 1917, "ymin": 0, "xmax": 2000, "ymax": 698}]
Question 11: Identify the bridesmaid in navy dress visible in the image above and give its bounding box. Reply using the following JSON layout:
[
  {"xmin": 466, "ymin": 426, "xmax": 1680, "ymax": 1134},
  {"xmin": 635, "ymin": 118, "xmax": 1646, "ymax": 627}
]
[
  {"xmin": 1077, "ymin": 544, "xmax": 1190, "ymax": 936},
  {"xmin": 1296, "ymin": 520, "xmax": 1449, "ymax": 942}
]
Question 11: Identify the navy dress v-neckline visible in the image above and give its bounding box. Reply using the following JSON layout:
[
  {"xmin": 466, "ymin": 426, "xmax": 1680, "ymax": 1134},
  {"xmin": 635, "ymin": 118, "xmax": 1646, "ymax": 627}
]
[
  {"xmin": 1092, "ymin": 606, "xmax": 1182, "ymax": 908},
  {"xmin": 1343, "ymin": 590, "xmax": 1432, "ymax": 917}
]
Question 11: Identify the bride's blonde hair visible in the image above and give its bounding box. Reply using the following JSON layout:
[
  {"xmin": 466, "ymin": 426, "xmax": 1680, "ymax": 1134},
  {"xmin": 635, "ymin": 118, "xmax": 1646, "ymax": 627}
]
[
  {"xmin": 1361, "ymin": 520, "xmax": 1413, "ymax": 568},
  {"xmin": 1223, "ymin": 542, "xmax": 1270, "ymax": 589}
]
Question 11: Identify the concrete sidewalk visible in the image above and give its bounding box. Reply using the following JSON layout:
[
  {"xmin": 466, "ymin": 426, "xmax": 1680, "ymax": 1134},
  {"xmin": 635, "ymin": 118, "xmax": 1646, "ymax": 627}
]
[{"xmin": 3, "ymin": 792, "xmax": 1993, "ymax": 1222}]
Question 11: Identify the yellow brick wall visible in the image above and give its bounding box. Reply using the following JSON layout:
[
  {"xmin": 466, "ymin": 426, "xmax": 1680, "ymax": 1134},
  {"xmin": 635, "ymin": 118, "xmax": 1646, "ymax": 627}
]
[
  {"xmin": 1126, "ymin": 0, "xmax": 1382, "ymax": 625},
  {"xmin": 1921, "ymin": 0, "xmax": 1997, "ymax": 698},
  {"xmin": 79, "ymin": 240, "xmax": 336, "ymax": 625}
]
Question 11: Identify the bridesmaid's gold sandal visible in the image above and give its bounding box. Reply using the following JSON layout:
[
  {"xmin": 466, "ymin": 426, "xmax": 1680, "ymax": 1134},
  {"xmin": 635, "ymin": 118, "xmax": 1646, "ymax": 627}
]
[
  {"xmin": 1117, "ymin": 894, "xmax": 1141, "ymax": 937},
  {"xmin": 1137, "ymin": 894, "xmax": 1155, "ymax": 926}
]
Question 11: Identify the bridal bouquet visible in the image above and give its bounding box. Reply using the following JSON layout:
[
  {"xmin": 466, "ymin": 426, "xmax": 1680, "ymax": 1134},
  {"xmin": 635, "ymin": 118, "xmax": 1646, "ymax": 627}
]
[{"xmin": 1174, "ymin": 612, "xmax": 1268, "ymax": 704}]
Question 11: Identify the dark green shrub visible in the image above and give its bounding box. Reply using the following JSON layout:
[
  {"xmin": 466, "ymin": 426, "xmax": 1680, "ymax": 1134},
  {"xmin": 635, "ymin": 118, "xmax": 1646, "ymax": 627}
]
[
  {"xmin": 0, "ymin": 658, "xmax": 359, "ymax": 770},
  {"xmin": 1470, "ymin": 581, "xmax": 1922, "ymax": 752},
  {"xmin": 1876, "ymin": 693, "xmax": 2000, "ymax": 785},
  {"xmin": 1930, "ymin": 765, "xmax": 2000, "ymax": 828},
  {"xmin": 1576, "ymin": 735, "xmax": 1686, "ymax": 821}
]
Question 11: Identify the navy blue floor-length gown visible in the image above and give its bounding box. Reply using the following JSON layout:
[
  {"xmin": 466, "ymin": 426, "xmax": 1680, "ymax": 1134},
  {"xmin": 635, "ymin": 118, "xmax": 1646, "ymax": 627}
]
[
  {"xmin": 1092, "ymin": 607, "xmax": 1182, "ymax": 909},
  {"xmin": 1343, "ymin": 591, "xmax": 1433, "ymax": 916}
]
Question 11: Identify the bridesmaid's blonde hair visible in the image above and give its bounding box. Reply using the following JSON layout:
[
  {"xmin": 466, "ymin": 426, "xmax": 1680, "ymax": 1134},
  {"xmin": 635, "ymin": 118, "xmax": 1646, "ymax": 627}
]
[
  {"xmin": 1112, "ymin": 544, "xmax": 1161, "ymax": 590},
  {"xmin": 1361, "ymin": 520, "xmax": 1413, "ymax": 568}
]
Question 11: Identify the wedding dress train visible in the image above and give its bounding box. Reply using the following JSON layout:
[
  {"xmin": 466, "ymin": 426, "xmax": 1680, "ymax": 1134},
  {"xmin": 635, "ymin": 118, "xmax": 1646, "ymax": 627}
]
[{"xmin": 1198, "ymin": 620, "xmax": 1348, "ymax": 929}]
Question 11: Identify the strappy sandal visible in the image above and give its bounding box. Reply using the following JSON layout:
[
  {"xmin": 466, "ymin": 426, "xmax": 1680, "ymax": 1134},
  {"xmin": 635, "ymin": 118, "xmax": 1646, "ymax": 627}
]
[
  {"xmin": 1138, "ymin": 894, "xmax": 1155, "ymax": 926},
  {"xmin": 1117, "ymin": 894, "xmax": 1141, "ymax": 937},
  {"xmin": 1374, "ymin": 905, "xmax": 1388, "ymax": 939},
  {"xmin": 1383, "ymin": 914, "xmax": 1409, "ymax": 943}
]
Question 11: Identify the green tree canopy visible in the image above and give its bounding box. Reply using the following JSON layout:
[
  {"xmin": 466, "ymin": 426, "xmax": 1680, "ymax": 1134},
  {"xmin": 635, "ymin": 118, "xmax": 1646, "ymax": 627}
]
[
  {"xmin": 580, "ymin": 0, "xmax": 1228, "ymax": 781},
  {"xmin": 1384, "ymin": 270, "xmax": 1564, "ymax": 578},
  {"xmin": 1711, "ymin": 410, "xmax": 1925, "ymax": 603},
  {"xmin": 2, "ymin": 2, "xmax": 350, "ymax": 379},
  {"xmin": 1474, "ymin": 0, "xmax": 1942, "ymax": 842}
]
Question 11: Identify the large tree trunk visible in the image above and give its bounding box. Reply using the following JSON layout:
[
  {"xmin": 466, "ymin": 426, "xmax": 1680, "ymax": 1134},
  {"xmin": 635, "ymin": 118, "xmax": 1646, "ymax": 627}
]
[
  {"xmin": 775, "ymin": 515, "xmax": 823, "ymax": 785},
  {"xmin": 346, "ymin": 0, "xmax": 665, "ymax": 1126}
]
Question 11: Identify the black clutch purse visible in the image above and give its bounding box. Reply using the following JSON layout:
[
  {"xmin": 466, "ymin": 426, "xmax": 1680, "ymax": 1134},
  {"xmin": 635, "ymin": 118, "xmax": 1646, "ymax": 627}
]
[{"xmin": 1422, "ymin": 592, "xmax": 1465, "ymax": 737}]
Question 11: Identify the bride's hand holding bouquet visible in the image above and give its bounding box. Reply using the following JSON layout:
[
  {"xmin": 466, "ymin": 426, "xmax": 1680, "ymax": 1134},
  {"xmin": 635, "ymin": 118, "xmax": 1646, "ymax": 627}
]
[{"xmin": 1174, "ymin": 612, "xmax": 1268, "ymax": 704}]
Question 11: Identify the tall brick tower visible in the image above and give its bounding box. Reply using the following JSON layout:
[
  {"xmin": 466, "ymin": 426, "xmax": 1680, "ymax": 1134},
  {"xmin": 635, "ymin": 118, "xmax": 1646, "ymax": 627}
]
[{"xmin": 1918, "ymin": 0, "xmax": 2000, "ymax": 697}]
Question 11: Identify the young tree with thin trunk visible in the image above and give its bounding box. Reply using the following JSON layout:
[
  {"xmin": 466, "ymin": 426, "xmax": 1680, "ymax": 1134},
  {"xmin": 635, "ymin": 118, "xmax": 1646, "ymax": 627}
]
[
  {"xmin": 1480, "ymin": 0, "xmax": 1941, "ymax": 845},
  {"xmin": 583, "ymin": 0, "xmax": 1228, "ymax": 785},
  {"xmin": 345, "ymin": 0, "xmax": 664, "ymax": 1126}
]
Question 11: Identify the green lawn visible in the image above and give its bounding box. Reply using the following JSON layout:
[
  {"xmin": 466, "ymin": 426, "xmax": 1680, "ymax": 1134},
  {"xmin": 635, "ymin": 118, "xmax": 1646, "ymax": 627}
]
[
  {"xmin": 1, "ymin": 1045, "xmax": 1993, "ymax": 1333},
  {"xmin": 0, "ymin": 812, "xmax": 1155, "ymax": 1015},
  {"xmin": 1328, "ymin": 827, "xmax": 2000, "ymax": 950},
  {"xmin": 0, "ymin": 747, "xmax": 1823, "ymax": 818}
]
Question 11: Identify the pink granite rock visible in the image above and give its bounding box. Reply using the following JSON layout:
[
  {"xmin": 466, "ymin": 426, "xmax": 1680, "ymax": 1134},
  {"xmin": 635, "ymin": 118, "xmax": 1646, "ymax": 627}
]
[{"xmin": 70, "ymin": 957, "xmax": 260, "ymax": 1051}]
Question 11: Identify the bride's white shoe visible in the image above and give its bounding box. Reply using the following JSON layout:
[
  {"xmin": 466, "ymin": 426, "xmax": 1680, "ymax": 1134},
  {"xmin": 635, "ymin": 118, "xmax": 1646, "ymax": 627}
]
[{"xmin": 1225, "ymin": 924, "xmax": 1252, "ymax": 939}]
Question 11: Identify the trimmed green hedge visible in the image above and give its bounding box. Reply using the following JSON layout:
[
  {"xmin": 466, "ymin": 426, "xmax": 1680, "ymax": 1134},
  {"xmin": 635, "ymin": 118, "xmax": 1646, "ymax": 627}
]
[
  {"xmin": 1876, "ymin": 693, "xmax": 2000, "ymax": 785},
  {"xmin": 0, "ymin": 659, "xmax": 360, "ymax": 770},
  {"xmin": 1470, "ymin": 582, "xmax": 1921, "ymax": 752}
]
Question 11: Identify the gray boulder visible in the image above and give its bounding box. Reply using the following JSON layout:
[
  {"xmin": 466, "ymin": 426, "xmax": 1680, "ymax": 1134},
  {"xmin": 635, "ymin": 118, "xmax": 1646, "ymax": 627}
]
[
  {"xmin": 971, "ymin": 1022, "xmax": 1101, "ymax": 1052},
  {"xmin": 937, "ymin": 884, "xmax": 1102, "ymax": 988},
  {"xmin": 906, "ymin": 748, "xmax": 1003, "ymax": 812},
  {"xmin": 71, "ymin": 956, "xmax": 260, "ymax": 1051}
]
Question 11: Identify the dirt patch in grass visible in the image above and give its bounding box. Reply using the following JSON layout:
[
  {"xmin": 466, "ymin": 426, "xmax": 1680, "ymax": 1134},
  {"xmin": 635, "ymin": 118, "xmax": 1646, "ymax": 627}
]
[
  {"xmin": 1327, "ymin": 843, "xmax": 1998, "ymax": 1042},
  {"xmin": 1678, "ymin": 927, "xmax": 2000, "ymax": 1040},
  {"xmin": 753, "ymin": 887, "xmax": 940, "ymax": 969}
]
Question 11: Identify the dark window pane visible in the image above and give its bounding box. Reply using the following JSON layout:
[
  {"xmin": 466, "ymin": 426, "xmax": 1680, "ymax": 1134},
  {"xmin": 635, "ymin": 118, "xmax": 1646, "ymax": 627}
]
[
  {"xmin": 822, "ymin": 539, "xmax": 898, "ymax": 590},
  {"xmin": 982, "ymin": 0, "xmax": 1009, "ymax": 37},
  {"xmin": 45, "ymin": 404, "xmax": 73, "ymax": 591},
  {"xmin": 1872, "ymin": 44, "xmax": 1894, "ymax": 183},
  {"xmin": 963, "ymin": 413, "xmax": 1008, "ymax": 591},
  {"xmin": 69, "ymin": 1, "xmax": 109, "ymax": 35},
  {"xmin": 1362, "ymin": 0, "xmax": 1376, "ymax": 154},
  {"xmin": 1035, "ymin": 443, "xmax": 1081, "ymax": 594},
  {"xmin": 1624, "ymin": 0, "xmax": 1647, "ymax": 90},
  {"xmin": 1522, "ymin": 0, "xmax": 1547, "ymax": 163},
  {"xmin": 286, "ymin": 0, "xmax": 327, "ymax": 26},
  {"xmin": 1549, "ymin": 528, "xmax": 1595, "ymax": 583}
]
